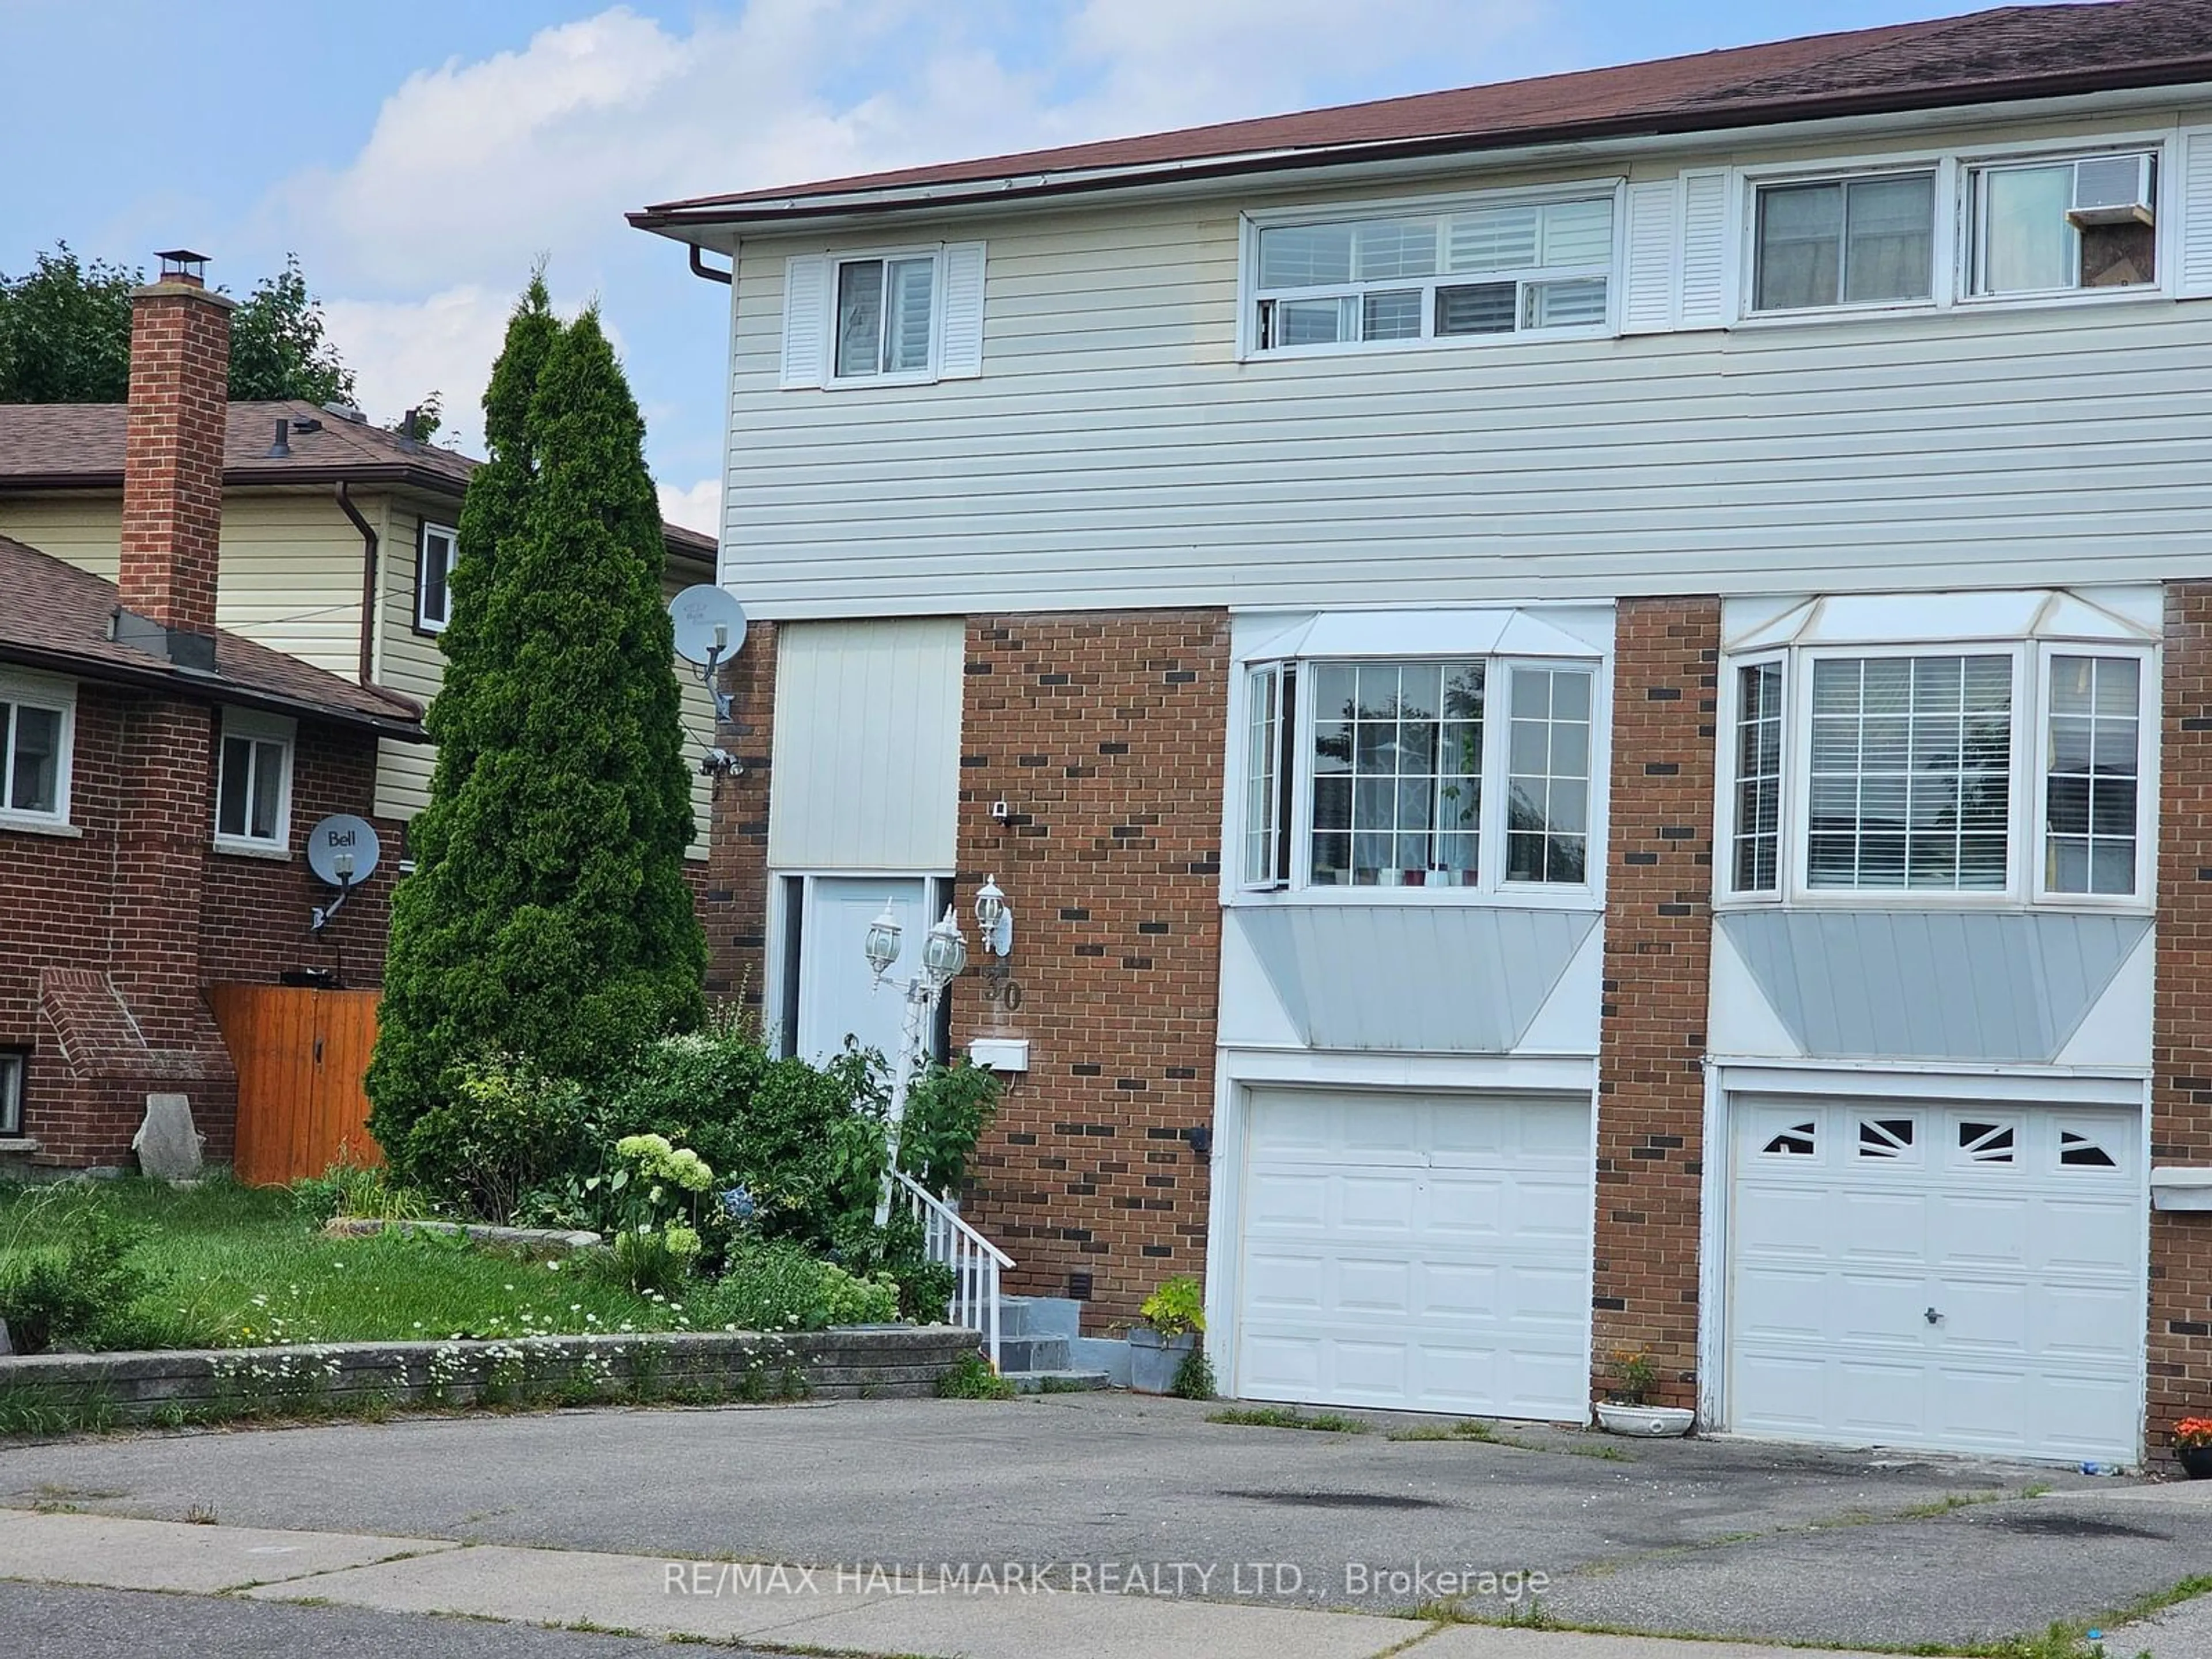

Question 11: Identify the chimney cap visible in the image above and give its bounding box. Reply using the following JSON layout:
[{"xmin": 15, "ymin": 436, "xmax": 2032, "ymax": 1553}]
[{"xmin": 154, "ymin": 249, "xmax": 209, "ymax": 284}]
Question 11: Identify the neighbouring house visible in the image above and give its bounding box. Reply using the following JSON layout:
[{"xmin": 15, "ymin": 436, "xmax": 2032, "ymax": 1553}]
[
  {"xmin": 633, "ymin": 0, "xmax": 2212, "ymax": 1463},
  {"xmin": 0, "ymin": 353, "xmax": 724, "ymax": 878},
  {"xmin": 0, "ymin": 257, "xmax": 425, "ymax": 1175}
]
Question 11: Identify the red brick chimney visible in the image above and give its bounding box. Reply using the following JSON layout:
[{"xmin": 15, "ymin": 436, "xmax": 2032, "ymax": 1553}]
[{"xmin": 119, "ymin": 250, "xmax": 233, "ymax": 666}]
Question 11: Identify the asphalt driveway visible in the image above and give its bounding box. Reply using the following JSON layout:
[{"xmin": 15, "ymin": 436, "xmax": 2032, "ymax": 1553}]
[{"xmin": 3, "ymin": 1392, "xmax": 2207, "ymax": 1649}]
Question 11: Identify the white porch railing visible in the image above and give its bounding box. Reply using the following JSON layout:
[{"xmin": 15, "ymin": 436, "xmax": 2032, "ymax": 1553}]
[{"xmin": 891, "ymin": 1171, "xmax": 1014, "ymax": 1372}]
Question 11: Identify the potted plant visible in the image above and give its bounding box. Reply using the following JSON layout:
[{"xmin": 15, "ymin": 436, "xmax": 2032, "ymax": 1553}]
[
  {"xmin": 1130, "ymin": 1274, "xmax": 1203, "ymax": 1395},
  {"xmin": 2176, "ymin": 1418, "xmax": 2212, "ymax": 1479},
  {"xmin": 1593, "ymin": 1348, "xmax": 1693, "ymax": 1437}
]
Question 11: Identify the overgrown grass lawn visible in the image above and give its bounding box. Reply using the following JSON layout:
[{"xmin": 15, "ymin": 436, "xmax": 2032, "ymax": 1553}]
[{"xmin": 0, "ymin": 1179, "xmax": 698, "ymax": 1351}]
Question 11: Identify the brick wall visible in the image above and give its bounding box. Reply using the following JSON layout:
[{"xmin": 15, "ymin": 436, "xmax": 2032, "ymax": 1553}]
[
  {"xmin": 951, "ymin": 612, "xmax": 1228, "ymax": 1327},
  {"xmin": 2150, "ymin": 582, "xmax": 2212, "ymax": 1455},
  {"xmin": 1591, "ymin": 596, "xmax": 1721, "ymax": 1411},
  {"xmin": 0, "ymin": 683, "xmax": 388, "ymax": 1169},
  {"xmin": 702, "ymin": 623, "xmax": 777, "ymax": 1012},
  {"xmin": 199, "ymin": 720, "xmax": 395, "ymax": 991}
]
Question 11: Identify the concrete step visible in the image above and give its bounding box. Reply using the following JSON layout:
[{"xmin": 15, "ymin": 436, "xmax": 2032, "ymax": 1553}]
[
  {"xmin": 995, "ymin": 1335, "xmax": 1070, "ymax": 1374},
  {"xmin": 997, "ymin": 1295, "xmax": 1082, "ymax": 1342},
  {"xmin": 1005, "ymin": 1369, "xmax": 1112, "ymax": 1394}
]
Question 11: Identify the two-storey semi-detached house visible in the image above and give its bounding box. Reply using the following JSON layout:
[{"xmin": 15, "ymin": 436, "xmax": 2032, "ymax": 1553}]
[{"xmin": 634, "ymin": 0, "xmax": 2212, "ymax": 1464}]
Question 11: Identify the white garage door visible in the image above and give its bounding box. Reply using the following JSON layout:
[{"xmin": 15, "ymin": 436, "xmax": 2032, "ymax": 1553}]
[
  {"xmin": 1729, "ymin": 1098, "xmax": 2143, "ymax": 1463},
  {"xmin": 1235, "ymin": 1089, "xmax": 1593, "ymax": 1420}
]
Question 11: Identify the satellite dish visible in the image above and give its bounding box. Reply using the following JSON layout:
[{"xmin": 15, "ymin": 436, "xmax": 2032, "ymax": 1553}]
[
  {"xmin": 306, "ymin": 814, "xmax": 381, "ymax": 889},
  {"xmin": 671, "ymin": 584, "xmax": 747, "ymax": 667}
]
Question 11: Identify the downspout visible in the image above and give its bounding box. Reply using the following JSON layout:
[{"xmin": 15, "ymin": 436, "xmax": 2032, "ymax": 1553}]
[
  {"xmin": 335, "ymin": 482, "xmax": 379, "ymax": 687},
  {"xmin": 688, "ymin": 244, "xmax": 733, "ymax": 284}
]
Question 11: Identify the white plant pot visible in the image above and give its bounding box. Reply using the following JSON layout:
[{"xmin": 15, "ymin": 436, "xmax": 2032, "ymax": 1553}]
[{"xmin": 1594, "ymin": 1402, "xmax": 1694, "ymax": 1437}]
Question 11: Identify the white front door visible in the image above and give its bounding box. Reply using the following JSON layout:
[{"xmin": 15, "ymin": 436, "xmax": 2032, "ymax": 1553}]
[
  {"xmin": 1234, "ymin": 1088, "xmax": 1593, "ymax": 1420},
  {"xmin": 794, "ymin": 877, "xmax": 930, "ymax": 1067},
  {"xmin": 1728, "ymin": 1097, "xmax": 2143, "ymax": 1463}
]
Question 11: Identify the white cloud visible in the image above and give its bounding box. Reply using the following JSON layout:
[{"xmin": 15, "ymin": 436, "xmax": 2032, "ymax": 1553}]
[
  {"xmin": 657, "ymin": 476, "xmax": 723, "ymax": 535},
  {"xmin": 320, "ymin": 285, "xmax": 512, "ymax": 452},
  {"xmin": 270, "ymin": 1, "xmax": 1554, "ymax": 482}
]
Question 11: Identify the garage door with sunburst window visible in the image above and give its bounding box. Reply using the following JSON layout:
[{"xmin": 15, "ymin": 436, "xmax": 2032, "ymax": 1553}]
[
  {"xmin": 1234, "ymin": 1089, "xmax": 1593, "ymax": 1420},
  {"xmin": 1728, "ymin": 1098, "xmax": 2143, "ymax": 1463}
]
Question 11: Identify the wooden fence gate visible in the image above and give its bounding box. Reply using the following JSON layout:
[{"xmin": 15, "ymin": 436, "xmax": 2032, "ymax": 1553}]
[{"xmin": 208, "ymin": 986, "xmax": 382, "ymax": 1187}]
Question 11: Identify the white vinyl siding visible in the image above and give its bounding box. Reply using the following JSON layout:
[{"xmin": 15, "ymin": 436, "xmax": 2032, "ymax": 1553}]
[
  {"xmin": 719, "ymin": 109, "xmax": 2212, "ymax": 620},
  {"xmin": 0, "ymin": 493, "xmax": 368, "ymax": 679},
  {"xmin": 767, "ymin": 617, "xmax": 964, "ymax": 872}
]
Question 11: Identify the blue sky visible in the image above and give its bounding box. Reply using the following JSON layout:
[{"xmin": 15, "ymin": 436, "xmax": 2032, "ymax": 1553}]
[{"xmin": 0, "ymin": 0, "xmax": 2043, "ymax": 527}]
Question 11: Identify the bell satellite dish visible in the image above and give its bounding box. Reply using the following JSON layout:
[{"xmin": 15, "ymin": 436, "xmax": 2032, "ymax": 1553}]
[
  {"xmin": 306, "ymin": 814, "xmax": 381, "ymax": 889},
  {"xmin": 670, "ymin": 584, "xmax": 747, "ymax": 667}
]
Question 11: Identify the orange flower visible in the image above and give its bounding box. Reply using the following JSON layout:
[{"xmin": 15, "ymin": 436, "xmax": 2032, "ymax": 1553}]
[{"xmin": 2175, "ymin": 1416, "xmax": 2212, "ymax": 1448}]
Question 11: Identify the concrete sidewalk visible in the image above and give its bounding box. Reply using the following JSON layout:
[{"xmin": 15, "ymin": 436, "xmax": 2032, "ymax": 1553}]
[
  {"xmin": 0, "ymin": 1506, "xmax": 2200, "ymax": 1659},
  {"xmin": 0, "ymin": 1507, "xmax": 1844, "ymax": 1659}
]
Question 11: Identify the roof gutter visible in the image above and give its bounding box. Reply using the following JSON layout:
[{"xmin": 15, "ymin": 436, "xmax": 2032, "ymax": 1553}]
[
  {"xmin": 0, "ymin": 461, "xmax": 473, "ymax": 498},
  {"xmin": 0, "ymin": 641, "xmax": 427, "ymax": 743},
  {"xmin": 631, "ymin": 59, "xmax": 2212, "ymax": 234},
  {"xmin": 334, "ymin": 482, "xmax": 380, "ymax": 689}
]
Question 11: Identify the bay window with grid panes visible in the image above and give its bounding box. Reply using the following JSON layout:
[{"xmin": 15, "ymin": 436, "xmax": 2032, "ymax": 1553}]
[
  {"xmin": 1721, "ymin": 642, "xmax": 2152, "ymax": 904},
  {"xmin": 1249, "ymin": 190, "xmax": 1616, "ymax": 354},
  {"xmin": 1241, "ymin": 654, "xmax": 1599, "ymax": 896}
]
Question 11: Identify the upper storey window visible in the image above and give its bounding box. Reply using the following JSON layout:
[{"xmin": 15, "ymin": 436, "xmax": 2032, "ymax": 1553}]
[
  {"xmin": 1753, "ymin": 172, "xmax": 1935, "ymax": 312},
  {"xmin": 1251, "ymin": 192, "xmax": 1615, "ymax": 353},
  {"xmin": 779, "ymin": 244, "xmax": 986, "ymax": 390},
  {"xmin": 1968, "ymin": 151, "xmax": 2159, "ymax": 297}
]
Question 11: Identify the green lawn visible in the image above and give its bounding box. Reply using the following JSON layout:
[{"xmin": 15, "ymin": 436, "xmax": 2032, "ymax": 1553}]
[{"xmin": 0, "ymin": 1179, "xmax": 699, "ymax": 1350}]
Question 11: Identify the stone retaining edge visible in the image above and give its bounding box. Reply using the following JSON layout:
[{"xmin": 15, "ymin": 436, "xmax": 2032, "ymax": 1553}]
[{"xmin": 0, "ymin": 1326, "xmax": 979, "ymax": 1420}]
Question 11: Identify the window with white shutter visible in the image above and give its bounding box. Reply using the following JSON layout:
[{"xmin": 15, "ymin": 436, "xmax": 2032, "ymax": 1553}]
[
  {"xmin": 780, "ymin": 245, "xmax": 982, "ymax": 389},
  {"xmin": 2181, "ymin": 126, "xmax": 2212, "ymax": 298}
]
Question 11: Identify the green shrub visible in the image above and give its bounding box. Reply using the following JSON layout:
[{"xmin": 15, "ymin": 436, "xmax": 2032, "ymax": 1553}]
[
  {"xmin": 288, "ymin": 1154, "xmax": 430, "ymax": 1225},
  {"xmin": 899, "ymin": 1060, "xmax": 1001, "ymax": 1195},
  {"xmin": 700, "ymin": 1240, "xmax": 900, "ymax": 1332},
  {"xmin": 1169, "ymin": 1344, "xmax": 1217, "ymax": 1400},
  {"xmin": 395, "ymin": 1055, "xmax": 592, "ymax": 1221},
  {"xmin": 1140, "ymin": 1274, "xmax": 1206, "ymax": 1339},
  {"xmin": 0, "ymin": 1198, "xmax": 159, "ymax": 1354},
  {"xmin": 937, "ymin": 1350, "xmax": 1016, "ymax": 1400}
]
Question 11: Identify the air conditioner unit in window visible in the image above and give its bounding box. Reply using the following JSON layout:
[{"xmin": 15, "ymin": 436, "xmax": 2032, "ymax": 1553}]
[{"xmin": 2067, "ymin": 153, "xmax": 2156, "ymax": 228}]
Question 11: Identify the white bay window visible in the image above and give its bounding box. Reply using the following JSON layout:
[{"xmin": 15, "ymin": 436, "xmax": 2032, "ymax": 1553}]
[
  {"xmin": 1243, "ymin": 649, "xmax": 1599, "ymax": 895},
  {"xmin": 1721, "ymin": 610, "xmax": 2153, "ymax": 904}
]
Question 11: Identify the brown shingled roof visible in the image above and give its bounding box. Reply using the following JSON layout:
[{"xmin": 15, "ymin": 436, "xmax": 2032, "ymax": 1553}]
[
  {"xmin": 0, "ymin": 532, "xmax": 426, "ymax": 739},
  {"xmin": 0, "ymin": 399, "xmax": 717, "ymax": 563},
  {"xmin": 0, "ymin": 399, "xmax": 476, "ymax": 494},
  {"xmin": 633, "ymin": 0, "xmax": 2212, "ymax": 229}
]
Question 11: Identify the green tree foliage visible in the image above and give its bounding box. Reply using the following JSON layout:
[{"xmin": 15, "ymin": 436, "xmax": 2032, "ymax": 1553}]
[
  {"xmin": 226, "ymin": 254, "xmax": 357, "ymax": 404},
  {"xmin": 0, "ymin": 244, "xmax": 359, "ymax": 404},
  {"xmin": 369, "ymin": 283, "xmax": 707, "ymax": 1172},
  {"xmin": 0, "ymin": 244, "xmax": 135, "ymax": 402}
]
